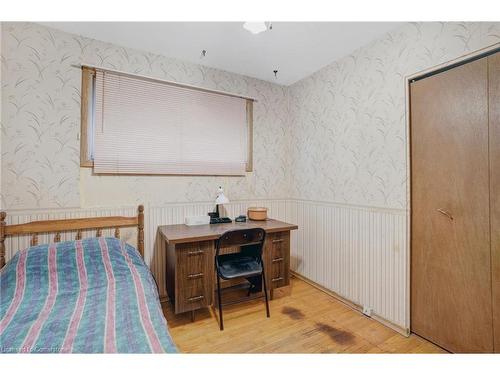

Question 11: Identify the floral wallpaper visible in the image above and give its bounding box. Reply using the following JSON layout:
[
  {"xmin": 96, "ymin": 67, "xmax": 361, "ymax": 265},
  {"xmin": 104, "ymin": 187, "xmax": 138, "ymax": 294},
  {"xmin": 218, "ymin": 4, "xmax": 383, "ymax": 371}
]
[
  {"xmin": 1, "ymin": 22, "xmax": 290, "ymax": 209},
  {"xmin": 2, "ymin": 22, "xmax": 500, "ymax": 211},
  {"xmin": 289, "ymin": 22, "xmax": 500, "ymax": 209}
]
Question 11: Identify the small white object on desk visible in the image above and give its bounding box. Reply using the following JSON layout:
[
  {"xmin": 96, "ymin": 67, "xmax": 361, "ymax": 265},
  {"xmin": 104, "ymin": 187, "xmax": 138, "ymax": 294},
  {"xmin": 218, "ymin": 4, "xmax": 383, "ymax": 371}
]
[
  {"xmin": 215, "ymin": 186, "xmax": 229, "ymax": 217},
  {"xmin": 184, "ymin": 215, "xmax": 210, "ymax": 226},
  {"xmin": 215, "ymin": 186, "xmax": 229, "ymax": 205}
]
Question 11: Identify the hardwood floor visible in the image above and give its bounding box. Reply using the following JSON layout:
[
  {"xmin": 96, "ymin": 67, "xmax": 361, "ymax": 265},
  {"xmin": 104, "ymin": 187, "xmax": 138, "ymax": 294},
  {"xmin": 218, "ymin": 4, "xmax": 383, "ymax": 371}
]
[{"xmin": 162, "ymin": 277, "xmax": 446, "ymax": 353}]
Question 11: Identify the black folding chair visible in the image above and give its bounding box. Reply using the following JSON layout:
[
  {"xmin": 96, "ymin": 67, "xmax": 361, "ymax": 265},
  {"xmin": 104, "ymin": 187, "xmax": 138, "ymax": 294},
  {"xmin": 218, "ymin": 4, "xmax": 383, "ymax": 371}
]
[{"xmin": 214, "ymin": 228, "xmax": 270, "ymax": 330}]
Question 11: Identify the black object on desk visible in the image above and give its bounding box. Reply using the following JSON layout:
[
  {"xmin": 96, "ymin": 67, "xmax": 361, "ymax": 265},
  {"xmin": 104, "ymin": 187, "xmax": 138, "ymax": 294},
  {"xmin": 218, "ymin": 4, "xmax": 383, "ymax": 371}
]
[{"xmin": 210, "ymin": 217, "xmax": 232, "ymax": 224}]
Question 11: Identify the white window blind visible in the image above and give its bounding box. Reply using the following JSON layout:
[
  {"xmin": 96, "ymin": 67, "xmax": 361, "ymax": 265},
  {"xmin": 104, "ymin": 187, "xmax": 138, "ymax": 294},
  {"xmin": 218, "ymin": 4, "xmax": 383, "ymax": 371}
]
[{"xmin": 93, "ymin": 70, "xmax": 250, "ymax": 175}]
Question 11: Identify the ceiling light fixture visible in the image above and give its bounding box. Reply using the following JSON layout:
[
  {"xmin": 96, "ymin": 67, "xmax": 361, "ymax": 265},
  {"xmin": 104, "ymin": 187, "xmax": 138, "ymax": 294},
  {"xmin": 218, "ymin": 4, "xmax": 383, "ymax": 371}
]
[{"xmin": 243, "ymin": 22, "xmax": 271, "ymax": 35}]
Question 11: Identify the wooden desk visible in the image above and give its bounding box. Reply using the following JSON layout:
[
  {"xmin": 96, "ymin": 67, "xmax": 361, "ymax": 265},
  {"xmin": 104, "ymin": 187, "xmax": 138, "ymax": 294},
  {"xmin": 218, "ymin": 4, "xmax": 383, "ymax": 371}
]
[{"xmin": 159, "ymin": 219, "xmax": 298, "ymax": 316}]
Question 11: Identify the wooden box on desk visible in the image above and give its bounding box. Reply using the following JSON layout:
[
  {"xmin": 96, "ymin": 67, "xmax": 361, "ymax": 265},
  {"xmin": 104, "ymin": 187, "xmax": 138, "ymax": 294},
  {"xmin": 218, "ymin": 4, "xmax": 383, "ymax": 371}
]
[{"xmin": 158, "ymin": 219, "xmax": 298, "ymax": 316}]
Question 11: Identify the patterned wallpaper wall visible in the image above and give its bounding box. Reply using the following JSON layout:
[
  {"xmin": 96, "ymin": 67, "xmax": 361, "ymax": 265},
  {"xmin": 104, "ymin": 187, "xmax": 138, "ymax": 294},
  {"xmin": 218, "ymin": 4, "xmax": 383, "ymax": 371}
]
[
  {"xmin": 289, "ymin": 22, "xmax": 500, "ymax": 210},
  {"xmin": 2, "ymin": 22, "xmax": 500, "ymax": 212},
  {"xmin": 1, "ymin": 22, "xmax": 290, "ymax": 210}
]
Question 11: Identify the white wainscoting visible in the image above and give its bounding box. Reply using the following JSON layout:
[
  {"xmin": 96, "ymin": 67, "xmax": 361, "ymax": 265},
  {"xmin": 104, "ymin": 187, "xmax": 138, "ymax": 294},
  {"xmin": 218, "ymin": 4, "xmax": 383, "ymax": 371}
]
[
  {"xmin": 2, "ymin": 200, "xmax": 289, "ymax": 298},
  {"xmin": 287, "ymin": 199, "xmax": 408, "ymax": 331},
  {"xmin": 2, "ymin": 199, "xmax": 408, "ymax": 331}
]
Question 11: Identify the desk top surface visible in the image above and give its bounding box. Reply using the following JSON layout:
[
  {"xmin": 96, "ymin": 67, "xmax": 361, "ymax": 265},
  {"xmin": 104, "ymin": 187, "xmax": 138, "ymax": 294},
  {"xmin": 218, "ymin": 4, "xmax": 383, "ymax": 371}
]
[{"xmin": 159, "ymin": 219, "xmax": 298, "ymax": 244}]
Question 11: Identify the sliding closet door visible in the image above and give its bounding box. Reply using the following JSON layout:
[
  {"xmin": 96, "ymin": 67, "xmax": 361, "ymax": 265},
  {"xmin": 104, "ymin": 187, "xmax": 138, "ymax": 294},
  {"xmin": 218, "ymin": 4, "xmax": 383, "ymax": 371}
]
[
  {"xmin": 490, "ymin": 53, "xmax": 500, "ymax": 353},
  {"xmin": 410, "ymin": 57, "xmax": 493, "ymax": 353}
]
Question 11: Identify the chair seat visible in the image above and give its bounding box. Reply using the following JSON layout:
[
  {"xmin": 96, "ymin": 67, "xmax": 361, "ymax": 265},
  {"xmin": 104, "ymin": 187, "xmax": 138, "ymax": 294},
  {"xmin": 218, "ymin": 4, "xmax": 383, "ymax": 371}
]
[{"xmin": 217, "ymin": 254, "xmax": 263, "ymax": 279}]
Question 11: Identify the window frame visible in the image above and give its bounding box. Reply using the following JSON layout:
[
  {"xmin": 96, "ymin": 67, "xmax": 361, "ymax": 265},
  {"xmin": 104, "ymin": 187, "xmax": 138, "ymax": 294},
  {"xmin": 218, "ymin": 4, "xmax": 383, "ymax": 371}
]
[
  {"xmin": 80, "ymin": 67, "xmax": 95, "ymax": 168},
  {"xmin": 79, "ymin": 67, "xmax": 254, "ymax": 174}
]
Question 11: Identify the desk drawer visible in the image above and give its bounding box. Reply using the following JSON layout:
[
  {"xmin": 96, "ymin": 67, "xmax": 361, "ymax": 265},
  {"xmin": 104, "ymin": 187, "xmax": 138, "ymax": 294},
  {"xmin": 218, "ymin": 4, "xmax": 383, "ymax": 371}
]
[
  {"xmin": 177, "ymin": 284, "xmax": 212, "ymax": 313},
  {"xmin": 271, "ymin": 251, "xmax": 287, "ymax": 288},
  {"xmin": 175, "ymin": 241, "xmax": 214, "ymax": 313},
  {"xmin": 177, "ymin": 241, "xmax": 212, "ymax": 272},
  {"xmin": 265, "ymin": 231, "xmax": 290, "ymax": 289}
]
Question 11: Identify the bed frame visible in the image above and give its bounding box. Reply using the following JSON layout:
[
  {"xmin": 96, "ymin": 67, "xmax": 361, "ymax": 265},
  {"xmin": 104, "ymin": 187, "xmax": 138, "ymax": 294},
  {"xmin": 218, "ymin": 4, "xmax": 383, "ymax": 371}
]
[{"xmin": 0, "ymin": 205, "xmax": 144, "ymax": 268}]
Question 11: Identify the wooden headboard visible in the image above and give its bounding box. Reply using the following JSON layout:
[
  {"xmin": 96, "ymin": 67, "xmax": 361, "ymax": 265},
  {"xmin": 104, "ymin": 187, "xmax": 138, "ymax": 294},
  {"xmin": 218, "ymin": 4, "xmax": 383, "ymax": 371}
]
[{"xmin": 0, "ymin": 205, "xmax": 144, "ymax": 268}]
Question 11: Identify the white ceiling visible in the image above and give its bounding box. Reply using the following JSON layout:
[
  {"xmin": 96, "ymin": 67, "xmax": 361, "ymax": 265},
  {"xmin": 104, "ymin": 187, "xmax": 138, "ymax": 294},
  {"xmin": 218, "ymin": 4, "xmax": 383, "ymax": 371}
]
[{"xmin": 41, "ymin": 22, "xmax": 403, "ymax": 85}]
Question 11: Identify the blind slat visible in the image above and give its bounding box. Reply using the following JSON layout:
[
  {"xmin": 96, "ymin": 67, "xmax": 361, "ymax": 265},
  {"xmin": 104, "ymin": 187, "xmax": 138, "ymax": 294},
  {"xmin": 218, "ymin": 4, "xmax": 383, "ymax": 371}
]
[{"xmin": 93, "ymin": 70, "xmax": 248, "ymax": 175}]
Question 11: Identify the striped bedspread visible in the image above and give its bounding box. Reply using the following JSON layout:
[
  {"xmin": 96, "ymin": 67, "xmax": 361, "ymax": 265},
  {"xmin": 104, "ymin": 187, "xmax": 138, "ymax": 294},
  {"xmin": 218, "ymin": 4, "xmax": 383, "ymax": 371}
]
[{"xmin": 0, "ymin": 237, "xmax": 177, "ymax": 353}]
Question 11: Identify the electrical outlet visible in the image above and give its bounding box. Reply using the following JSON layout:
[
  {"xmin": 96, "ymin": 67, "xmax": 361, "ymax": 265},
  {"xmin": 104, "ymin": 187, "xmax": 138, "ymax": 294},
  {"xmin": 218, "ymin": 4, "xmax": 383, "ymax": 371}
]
[{"xmin": 362, "ymin": 306, "xmax": 373, "ymax": 317}]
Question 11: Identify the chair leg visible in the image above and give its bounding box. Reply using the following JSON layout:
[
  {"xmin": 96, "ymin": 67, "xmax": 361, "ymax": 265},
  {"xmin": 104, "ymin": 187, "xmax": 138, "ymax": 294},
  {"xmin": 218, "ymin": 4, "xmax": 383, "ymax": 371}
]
[
  {"xmin": 261, "ymin": 269, "xmax": 270, "ymax": 318},
  {"xmin": 216, "ymin": 273, "xmax": 224, "ymax": 330}
]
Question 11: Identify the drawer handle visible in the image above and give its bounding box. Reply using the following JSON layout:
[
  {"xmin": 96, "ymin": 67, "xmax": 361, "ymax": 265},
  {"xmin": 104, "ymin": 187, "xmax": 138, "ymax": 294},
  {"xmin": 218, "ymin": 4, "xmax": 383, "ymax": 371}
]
[
  {"xmin": 272, "ymin": 239, "xmax": 284, "ymax": 243},
  {"xmin": 272, "ymin": 257, "xmax": 284, "ymax": 263},
  {"xmin": 437, "ymin": 208, "xmax": 454, "ymax": 221},
  {"xmin": 187, "ymin": 295, "xmax": 204, "ymax": 302},
  {"xmin": 187, "ymin": 250, "xmax": 204, "ymax": 256},
  {"xmin": 187, "ymin": 272, "xmax": 204, "ymax": 279},
  {"xmin": 272, "ymin": 277, "xmax": 284, "ymax": 282}
]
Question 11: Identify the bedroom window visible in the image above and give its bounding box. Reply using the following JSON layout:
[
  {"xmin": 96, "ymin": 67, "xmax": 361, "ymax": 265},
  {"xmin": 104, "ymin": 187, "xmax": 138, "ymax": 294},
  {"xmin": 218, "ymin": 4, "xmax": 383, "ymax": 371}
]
[{"xmin": 80, "ymin": 66, "xmax": 254, "ymax": 175}]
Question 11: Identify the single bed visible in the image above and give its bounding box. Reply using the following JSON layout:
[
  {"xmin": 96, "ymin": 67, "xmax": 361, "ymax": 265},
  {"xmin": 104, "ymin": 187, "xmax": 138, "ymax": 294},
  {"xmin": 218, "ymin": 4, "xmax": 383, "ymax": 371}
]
[{"xmin": 0, "ymin": 206, "xmax": 177, "ymax": 353}]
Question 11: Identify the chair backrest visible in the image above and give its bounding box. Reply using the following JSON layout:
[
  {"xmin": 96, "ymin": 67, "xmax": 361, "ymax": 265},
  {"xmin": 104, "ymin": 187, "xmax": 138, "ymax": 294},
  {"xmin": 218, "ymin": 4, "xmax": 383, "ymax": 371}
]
[{"xmin": 215, "ymin": 228, "xmax": 266, "ymax": 259}]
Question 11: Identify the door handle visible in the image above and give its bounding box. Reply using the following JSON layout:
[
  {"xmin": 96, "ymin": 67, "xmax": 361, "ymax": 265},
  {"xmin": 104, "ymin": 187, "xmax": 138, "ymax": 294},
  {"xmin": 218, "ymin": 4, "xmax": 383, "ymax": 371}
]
[{"xmin": 436, "ymin": 208, "xmax": 454, "ymax": 221}]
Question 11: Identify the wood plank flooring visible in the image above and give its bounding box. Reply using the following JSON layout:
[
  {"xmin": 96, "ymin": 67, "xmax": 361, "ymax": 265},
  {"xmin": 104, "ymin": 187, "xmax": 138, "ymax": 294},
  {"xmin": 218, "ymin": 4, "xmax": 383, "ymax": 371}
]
[{"xmin": 162, "ymin": 277, "xmax": 446, "ymax": 353}]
